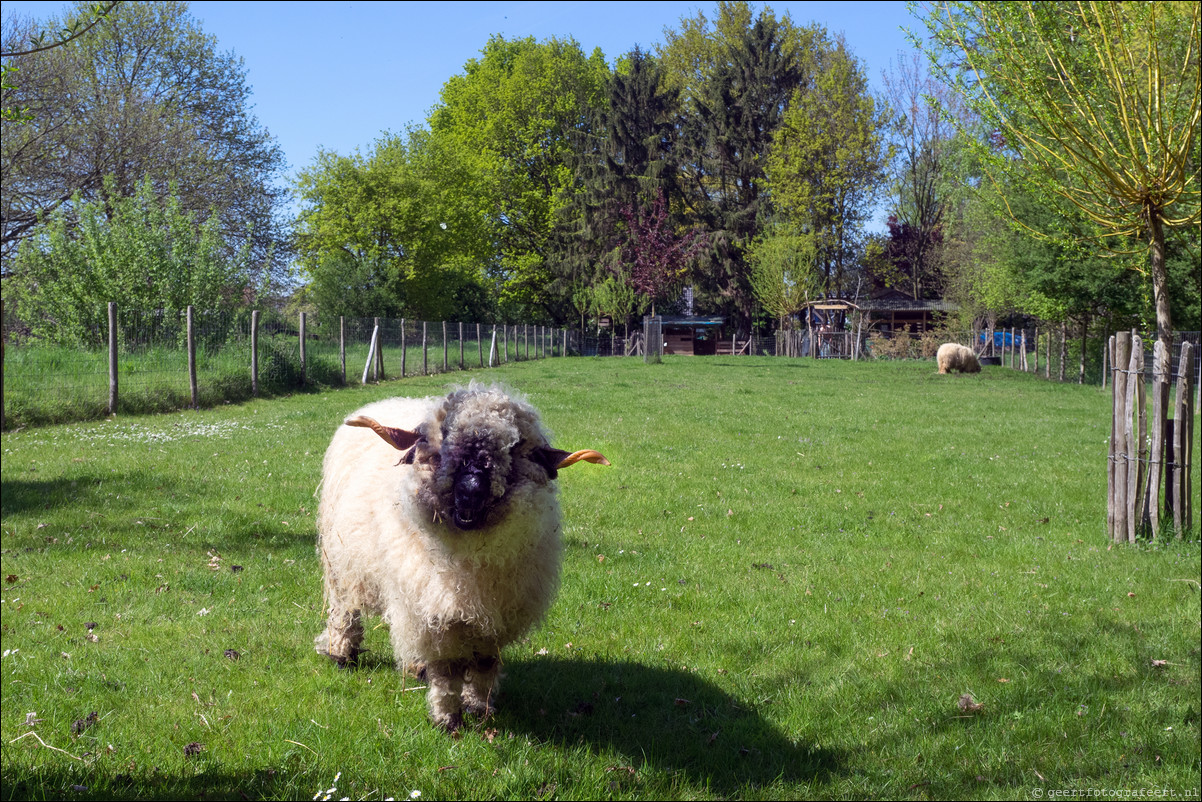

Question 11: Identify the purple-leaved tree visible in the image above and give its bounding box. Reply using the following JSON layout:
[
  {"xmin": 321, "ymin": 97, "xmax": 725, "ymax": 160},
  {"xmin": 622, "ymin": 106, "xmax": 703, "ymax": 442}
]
[{"xmin": 619, "ymin": 189, "xmax": 705, "ymax": 316}]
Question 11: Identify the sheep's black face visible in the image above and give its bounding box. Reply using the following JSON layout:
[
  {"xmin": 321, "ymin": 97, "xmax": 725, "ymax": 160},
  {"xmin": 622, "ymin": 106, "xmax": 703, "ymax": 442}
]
[{"xmin": 451, "ymin": 457, "xmax": 492, "ymax": 530}]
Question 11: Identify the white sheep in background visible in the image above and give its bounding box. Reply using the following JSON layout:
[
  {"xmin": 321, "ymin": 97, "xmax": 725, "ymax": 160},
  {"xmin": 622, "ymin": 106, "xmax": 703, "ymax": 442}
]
[
  {"xmin": 314, "ymin": 382, "xmax": 608, "ymax": 733},
  {"xmin": 936, "ymin": 342, "xmax": 981, "ymax": 374}
]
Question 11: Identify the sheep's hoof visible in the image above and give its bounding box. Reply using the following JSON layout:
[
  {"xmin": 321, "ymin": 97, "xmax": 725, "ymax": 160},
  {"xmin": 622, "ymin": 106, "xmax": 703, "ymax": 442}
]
[
  {"xmin": 329, "ymin": 647, "xmax": 365, "ymax": 669},
  {"xmin": 463, "ymin": 700, "xmax": 496, "ymax": 721},
  {"xmin": 434, "ymin": 712, "xmax": 464, "ymax": 736}
]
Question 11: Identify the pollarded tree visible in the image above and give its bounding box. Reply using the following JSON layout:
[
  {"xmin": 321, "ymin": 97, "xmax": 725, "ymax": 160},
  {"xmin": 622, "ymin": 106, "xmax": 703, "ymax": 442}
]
[{"xmin": 917, "ymin": 1, "xmax": 1201, "ymax": 350}]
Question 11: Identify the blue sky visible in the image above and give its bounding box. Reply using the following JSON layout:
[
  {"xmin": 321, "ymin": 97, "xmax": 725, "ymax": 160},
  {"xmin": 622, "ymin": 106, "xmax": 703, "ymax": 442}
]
[{"xmin": 5, "ymin": 1, "xmax": 924, "ymax": 225}]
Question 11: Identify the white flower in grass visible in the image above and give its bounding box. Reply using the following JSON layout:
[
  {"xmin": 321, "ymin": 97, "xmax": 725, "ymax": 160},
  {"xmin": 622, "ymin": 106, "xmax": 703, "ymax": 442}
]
[
  {"xmin": 411, "ymin": 791, "xmax": 422, "ymax": 799},
  {"xmin": 314, "ymin": 771, "xmax": 342, "ymax": 801}
]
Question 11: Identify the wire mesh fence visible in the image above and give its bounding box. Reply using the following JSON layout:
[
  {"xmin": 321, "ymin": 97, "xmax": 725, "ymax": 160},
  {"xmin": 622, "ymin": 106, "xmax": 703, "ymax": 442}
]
[
  {"xmin": 5, "ymin": 299, "xmax": 1200, "ymax": 430},
  {"xmin": 1, "ymin": 305, "xmax": 572, "ymax": 430}
]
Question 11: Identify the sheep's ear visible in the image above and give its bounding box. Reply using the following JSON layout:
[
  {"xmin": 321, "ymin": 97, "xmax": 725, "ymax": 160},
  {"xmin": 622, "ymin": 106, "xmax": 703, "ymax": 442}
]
[
  {"xmin": 532, "ymin": 447, "xmax": 572, "ymax": 479},
  {"xmin": 345, "ymin": 416, "xmax": 422, "ymax": 452}
]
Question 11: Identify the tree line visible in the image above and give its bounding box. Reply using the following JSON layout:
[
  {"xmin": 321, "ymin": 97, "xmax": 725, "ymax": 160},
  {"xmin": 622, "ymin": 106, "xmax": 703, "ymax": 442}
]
[{"xmin": 2, "ymin": 0, "xmax": 1198, "ymax": 348}]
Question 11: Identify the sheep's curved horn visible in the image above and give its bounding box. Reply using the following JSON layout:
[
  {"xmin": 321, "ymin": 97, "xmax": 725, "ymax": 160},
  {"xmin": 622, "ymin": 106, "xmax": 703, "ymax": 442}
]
[
  {"xmin": 556, "ymin": 449, "xmax": 610, "ymax": 468},
  {"xmin": 346, "ymin": 416, "xmax": 421, "ymax": 452}
]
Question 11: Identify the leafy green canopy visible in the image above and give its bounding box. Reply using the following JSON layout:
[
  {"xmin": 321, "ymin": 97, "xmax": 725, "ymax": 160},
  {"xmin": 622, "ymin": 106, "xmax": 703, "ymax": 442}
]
[
  {"xmin": 429, "ymin": 35, "xmax": 610, "ymax": 321},
  {"xmin": 10, "ymin": 177, "xmax": 253, "ymax": 346},
  {"xmin": 766, "ymin": 36, "xmax": 890, "ymax": 300},
  {"xmin": 293, "ymin": 130, "xmax": 494, "ymax": 321}
]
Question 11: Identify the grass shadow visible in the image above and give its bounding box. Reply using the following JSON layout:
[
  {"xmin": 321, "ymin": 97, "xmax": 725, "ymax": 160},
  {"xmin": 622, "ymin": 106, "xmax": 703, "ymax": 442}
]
[
  {"xmin": 0, "ymin": 767, "xmax": 293, "ymax": 801},
  {"xmin": 0, "ymin": 474, "xmax": 313, "ymax": 552}
]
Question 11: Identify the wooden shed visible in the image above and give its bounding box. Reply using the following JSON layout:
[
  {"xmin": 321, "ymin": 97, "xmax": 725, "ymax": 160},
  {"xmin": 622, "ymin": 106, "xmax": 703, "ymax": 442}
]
[
  {"xmin": 861, "ymin": 289, "xmax": 957, "ymax": 333},
  {"xmin": 659, "ymin": 316, "xmax": 725, "ymax": 355}
]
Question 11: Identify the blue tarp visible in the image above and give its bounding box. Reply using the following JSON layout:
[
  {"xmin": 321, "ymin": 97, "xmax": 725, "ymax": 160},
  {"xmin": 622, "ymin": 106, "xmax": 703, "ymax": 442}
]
[{"xmin": 981, "ymin": 331, "xmax": 1024, "ymax": 348}]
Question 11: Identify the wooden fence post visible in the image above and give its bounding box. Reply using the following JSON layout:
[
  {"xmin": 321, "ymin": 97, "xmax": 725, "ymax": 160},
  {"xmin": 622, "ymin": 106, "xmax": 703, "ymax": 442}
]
[
  {"xmin": 1059, "ymin": 321, "xmax": 1067, "ymax": 382},
  {"xmin": 108, "ymin": 301, "xmax": 118, "ymax": 416},
  {"xmin": 1126, "ymin": 336, "xmax": 1146, "ymax": 542},
  {"xmin": 459, "ymin": 321, "xmax": 464, "ymax": 370},
  {"xmin": 442, "ymin": 321, "xmax": 448, "ymax": 372},
  {"xmin": 1106, "ymin": 335, "xmax": 1116, "ymax": 537},
  {"xmin": 252, "ymin": 310, "xmax": 260, "ymax": 397},
  {"xmin": 299, "ymin": 312, "xmax": 307, "ymax": 386},
  {"xmin": 1109, "ymin": 332, "xmax": 1131, "ymax": 542},
  {"xmin": 422, "ymin": 322, "xmax": 428, "ymax": 376},
  {"xmin": 400, "ymin": 319, "xmax": 407, "ymax": 378},
  {"xmin": 375, "ymin": 316, "xmax": 384, "ymax": 381},
  {"xmin": 338, "ymin": 316, "xmax": 345, "ymax": 386},
  {"xmin": 362, "ymin": 323, "xmax": 378, "ymax": 385},
  {"xmin": 1044, "ymin": 328, "xmax": 1051, "ymax": 379},
  {"xmin": 1144, "ymin": 340, "xmax": 1170, "ymax": 535},
  {"xmin": 1033, "ymin": 326, "xmax": 1039, "ymax": 375},
  {"xmin": 187, "ymin": 306, "xmax": 198, "ymax": 409},
  {"xmin": 1172, "ymin": 342, "xmax": 1195, "ymax": 534},
  {"xmin": 1078, "ymin": 322, "xmax": 1087, "ymax": 385},
  {"xmin": 478, "ymin": 323, "xmax": 483, "ymax": 367}
]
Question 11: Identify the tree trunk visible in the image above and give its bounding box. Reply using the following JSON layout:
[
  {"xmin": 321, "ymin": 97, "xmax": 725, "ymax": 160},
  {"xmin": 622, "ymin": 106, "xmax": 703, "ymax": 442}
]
[
  {"xmin": 1079, "ymin": 315, "xmax": 1088, "ymax": 385},
  {"xmin": 1148, "ymin": 211, "xmax": 1174, "ymax": 354}
]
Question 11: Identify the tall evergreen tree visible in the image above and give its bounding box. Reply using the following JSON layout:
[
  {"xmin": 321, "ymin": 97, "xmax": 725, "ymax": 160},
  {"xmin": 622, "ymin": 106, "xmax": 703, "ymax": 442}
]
[
  {"xmin": 670, "ymin": 7, "xmax": 809, "ymax": 329},
  {"xmin": 555, "ymin": 47, "xmax": 681, "ymax": 318}
]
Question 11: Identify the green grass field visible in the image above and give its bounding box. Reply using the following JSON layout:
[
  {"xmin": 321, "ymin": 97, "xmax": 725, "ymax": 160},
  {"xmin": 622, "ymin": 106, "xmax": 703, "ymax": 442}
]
[{"xmin": 1, "ymin": 356, "xmax": 1198, "ymax": 800}]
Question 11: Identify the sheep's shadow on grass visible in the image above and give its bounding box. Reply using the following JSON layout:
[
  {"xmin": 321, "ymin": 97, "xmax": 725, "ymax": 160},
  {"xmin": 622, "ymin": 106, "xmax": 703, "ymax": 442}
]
[{"xmin": 495, "ymin": 656, "xmax": 844, "ymax": 795}]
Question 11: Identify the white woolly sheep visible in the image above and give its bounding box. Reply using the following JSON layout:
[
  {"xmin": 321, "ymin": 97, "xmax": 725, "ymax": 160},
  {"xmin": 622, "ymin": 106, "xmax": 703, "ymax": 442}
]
[
  {"xmin": 314, "ymin": 382, "xmax": 608, "ymax": 733},
  {"xmin": 936, "ymin": 342, "xmax": 981, "ymax": 374}
]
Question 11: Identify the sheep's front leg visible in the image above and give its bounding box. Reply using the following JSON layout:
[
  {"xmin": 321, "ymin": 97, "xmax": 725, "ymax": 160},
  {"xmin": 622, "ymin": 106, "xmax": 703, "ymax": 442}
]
[
  {"xmin": 462, "ymin": 652, "xmax": 500, "ymax": 720},
  {"xmin": 315, "ymin": 604, "xmax": 364, "ymax": 668},
  {"xmin": 426, "ymin": 658, "xmax": 469, "ymax": 733}
]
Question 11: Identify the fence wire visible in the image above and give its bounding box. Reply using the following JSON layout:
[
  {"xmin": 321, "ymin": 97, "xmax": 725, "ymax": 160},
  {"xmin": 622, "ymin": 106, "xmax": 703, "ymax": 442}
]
[
  {"xmin": 2, "ymin": 308, "xmax": 570, "ymax": 429},
  {"xmin": 5, "ymin": 301, "xmax": 1201, "ymax": 430}
]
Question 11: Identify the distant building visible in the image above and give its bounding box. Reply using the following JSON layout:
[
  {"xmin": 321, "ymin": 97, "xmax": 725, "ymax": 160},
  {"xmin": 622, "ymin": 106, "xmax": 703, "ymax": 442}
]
[{"xmin": 860, "ymin": 289, "xmax": 957, "ymax": 334}]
